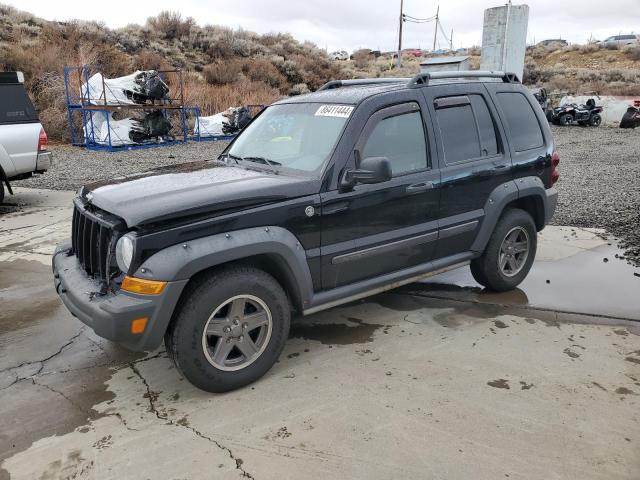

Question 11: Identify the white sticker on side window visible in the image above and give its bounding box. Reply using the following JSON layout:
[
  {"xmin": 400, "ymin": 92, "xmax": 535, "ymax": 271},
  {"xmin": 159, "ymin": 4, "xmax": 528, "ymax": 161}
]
[{"xmin": 315, "ymin": 105, "xmax": 354, "ymax": 118}]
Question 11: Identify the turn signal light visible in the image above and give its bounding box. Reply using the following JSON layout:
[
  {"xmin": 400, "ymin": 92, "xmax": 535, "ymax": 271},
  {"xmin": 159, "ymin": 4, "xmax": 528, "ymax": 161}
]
[
  {"xmin": 121, "ymin": 276, "xmax": 167, "ymax": 295},
  {"xmin": 131, "ymin": 317, "xmax": 148, "ymax": 335}
]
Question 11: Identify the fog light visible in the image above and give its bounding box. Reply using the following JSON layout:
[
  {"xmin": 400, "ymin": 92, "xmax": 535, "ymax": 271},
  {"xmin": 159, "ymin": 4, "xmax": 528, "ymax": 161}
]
[
  {"xmin": 121, "ymin": 276, "xmax": 167, "ymax": 295},
  {"xmin": 131, "ymin": 317, "xmax": 148, "ymax": 335}
]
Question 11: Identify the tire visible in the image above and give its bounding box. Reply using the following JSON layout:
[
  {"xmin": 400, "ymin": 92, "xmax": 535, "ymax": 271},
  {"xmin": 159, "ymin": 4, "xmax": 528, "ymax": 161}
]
[
  {"xmin": 545, "ymin": 110, "xmax": 553, "ymax": 123},
  {"xmin": 470, "ymin": 208, "xmax": 537, "ymax": 292},
  {"xmin": 0, "ymin": 181, "xmax": 4, "ymax": 204},
  {"xmin": 589, "ymin": 113, "xmax": 602, "ymax": 127},
  {"xmin": 558, "ymin": 113, "xmax": 572, "ymax": 126},
  {"xmin": 165, "ymin": 265, "xmax": 291, "ymax": 393}
]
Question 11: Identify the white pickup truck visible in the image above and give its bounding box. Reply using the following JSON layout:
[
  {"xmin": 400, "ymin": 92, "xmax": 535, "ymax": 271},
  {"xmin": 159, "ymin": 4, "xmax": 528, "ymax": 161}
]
[{"xmin": 0, "ymin": 71, "xmax": 51, "ymax": 202}]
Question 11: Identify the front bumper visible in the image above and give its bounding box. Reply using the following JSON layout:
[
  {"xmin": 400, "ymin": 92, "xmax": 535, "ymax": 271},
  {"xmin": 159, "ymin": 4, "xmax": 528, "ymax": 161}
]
[
  {"xmin": 545, "ymin": 187, "xmax": 558, "ymax": 224},
  {"xmin": 36, "ymin": 151, "xmax": 52, "ymax": 173},
  {"xmin": 52, "ymin": 242, "xmax": 187, "ymax": 351}
]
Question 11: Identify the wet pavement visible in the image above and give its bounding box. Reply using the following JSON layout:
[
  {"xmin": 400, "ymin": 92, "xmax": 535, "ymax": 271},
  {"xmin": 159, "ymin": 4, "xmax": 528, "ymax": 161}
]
[
  {"xmin": 1, "ymin": 188, "xmax": 639, "ymax": 480},
  {"xmin": 415, "ymin": 226, "xmax": 640, "ymax": 322}
]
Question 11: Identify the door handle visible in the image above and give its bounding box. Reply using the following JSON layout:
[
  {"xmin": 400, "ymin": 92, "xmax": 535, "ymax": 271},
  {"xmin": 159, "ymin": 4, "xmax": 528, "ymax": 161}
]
[
  {"xmin": 406, "ymin": 182, "xmax": 433, "ymax": 194},
  {"xmin": 493, "ymin": 164, "xmax": 509, "ymax": 170}
]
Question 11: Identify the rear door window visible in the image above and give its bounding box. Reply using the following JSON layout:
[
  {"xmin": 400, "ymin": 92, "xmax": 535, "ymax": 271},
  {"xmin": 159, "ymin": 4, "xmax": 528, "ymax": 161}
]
[
  {"xmin": 435, "ymin": 94, "xmax": 499, "ymax": 164},
  {"xmin": 496, "ymin": 92, "xmax": 544, "ymax": 152},
  {"xmin": 0, "ymin": 84, "xmax": 38, "ymax": 124}
]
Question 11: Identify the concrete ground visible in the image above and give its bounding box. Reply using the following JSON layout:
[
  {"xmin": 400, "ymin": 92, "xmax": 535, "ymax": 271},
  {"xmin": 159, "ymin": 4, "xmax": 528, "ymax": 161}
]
[{"xmin": 1, "ymin": 187, "xmax": 639, "ymax": 480}]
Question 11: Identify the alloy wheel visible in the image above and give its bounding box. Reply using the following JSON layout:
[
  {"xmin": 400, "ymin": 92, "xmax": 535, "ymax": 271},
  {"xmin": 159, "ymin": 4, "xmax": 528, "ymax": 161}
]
[
  {"xmin": 498, "ymin": 227, "xmax": 530, "ymax": 277},
  {"xmin": 202, "ymin": 295, "xmax": 273, "ymax": 371}
]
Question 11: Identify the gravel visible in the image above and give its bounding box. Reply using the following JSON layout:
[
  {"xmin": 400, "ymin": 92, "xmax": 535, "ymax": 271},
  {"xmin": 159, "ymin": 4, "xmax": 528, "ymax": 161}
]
[
  {"xmin": 13, "ymin": 126, "xmax": 640, "ymax": 265},
  {"xmin": 15, "ymin": 141, "xmax": 230, "ymax": 191},
  {"xmin": 550, "ymin": 125, "xmax": 640, "ymax": 266}
]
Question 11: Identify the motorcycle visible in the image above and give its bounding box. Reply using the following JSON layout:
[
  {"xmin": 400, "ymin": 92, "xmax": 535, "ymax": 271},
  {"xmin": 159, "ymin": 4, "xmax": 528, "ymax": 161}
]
[
  {"xmin": 529, "ymin": 87, "xmax": 553, "ymax": 122},
  {"xmin": 620, "ymin": 106, "xmax": 640, "ymax": 129},
  {"xmin": 551, "ymin": 98, "xmax": 603, "ymax": 127}
]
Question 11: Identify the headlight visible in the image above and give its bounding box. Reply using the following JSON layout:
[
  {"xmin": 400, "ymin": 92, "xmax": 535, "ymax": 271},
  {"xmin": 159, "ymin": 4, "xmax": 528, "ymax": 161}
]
[{"xmin": 115, "ymin": 234, "xmax": 135, "ymax": 273}]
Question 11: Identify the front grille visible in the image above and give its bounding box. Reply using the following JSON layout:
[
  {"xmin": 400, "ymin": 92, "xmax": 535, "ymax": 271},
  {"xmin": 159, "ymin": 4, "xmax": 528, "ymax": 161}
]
[{"xmin": 71, "ymin": 199, "xmax": 123, "ymax": 281}]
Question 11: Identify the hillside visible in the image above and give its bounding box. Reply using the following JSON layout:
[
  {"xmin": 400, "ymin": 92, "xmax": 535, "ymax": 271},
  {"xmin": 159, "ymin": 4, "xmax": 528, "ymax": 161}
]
[{"xmin": 1, "ymin": 4, "xmax": 639, "ymax": 143}]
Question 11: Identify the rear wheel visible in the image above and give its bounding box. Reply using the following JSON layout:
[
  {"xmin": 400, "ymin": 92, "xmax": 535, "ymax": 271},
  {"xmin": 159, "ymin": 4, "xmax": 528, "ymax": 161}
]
[
  {"xmin": 470, "ymin": 208, "xmax": 537, "ymax": 292},
  {"xmin": 558, "ymin": 113, "xmax": 572, "ymax": 126},
  {"xmin": 589, "ymin": 113, "xmax": 602, "ymax": 127},
  {"xmin": 165, "ymin": 265, "xmax": 290, "ymax": 392},
  {"xmin": 0, "ymin": 181, "xmax": 4, "ymax": 204}
]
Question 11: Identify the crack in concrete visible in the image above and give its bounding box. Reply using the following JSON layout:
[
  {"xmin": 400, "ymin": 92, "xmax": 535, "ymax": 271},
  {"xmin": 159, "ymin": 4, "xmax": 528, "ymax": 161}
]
[
  {"xmin": 0, "ymin": 328, "xmax": 84, "ymax": 379},
  {"xmin": 1, "ymin": 351, "xmax": 167, "ymax": 390},
  {"xmin": 30, "ymin": 378, "xmax": 139, "ymax": 432},
  {"xmin": 129, "ymin": 363, "xmax": 254, "ymax": 479}
]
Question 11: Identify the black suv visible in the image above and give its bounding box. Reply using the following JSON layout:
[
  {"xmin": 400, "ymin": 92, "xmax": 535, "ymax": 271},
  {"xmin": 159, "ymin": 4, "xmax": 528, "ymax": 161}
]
[{"xmin": 53, "ymin": 71, "xmax": 559, "ymax": 392}]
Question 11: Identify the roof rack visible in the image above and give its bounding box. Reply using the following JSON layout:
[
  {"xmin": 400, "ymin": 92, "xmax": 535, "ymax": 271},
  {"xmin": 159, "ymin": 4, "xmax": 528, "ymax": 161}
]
[
  {"xmin": 408, "ymin": 70, "xmax": 520, "ymax": 87},
  {"xmin": 318, "ymin": 78, "xmax": 410, "ymax": 91}
]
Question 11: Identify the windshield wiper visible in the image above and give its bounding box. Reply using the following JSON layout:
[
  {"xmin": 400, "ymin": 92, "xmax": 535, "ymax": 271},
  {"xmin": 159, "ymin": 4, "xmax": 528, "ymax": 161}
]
[
  {"xmin": 241, "ymin": 156, "xmax": 282, "ymax": 168},
  {"xmin": 217, "ymin": 153, "xmax": 242, "ymax": 165}
]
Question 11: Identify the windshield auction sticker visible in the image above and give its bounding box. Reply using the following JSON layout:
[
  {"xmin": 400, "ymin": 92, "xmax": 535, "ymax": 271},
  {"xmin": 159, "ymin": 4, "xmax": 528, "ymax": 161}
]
[{"xmin": 315, "ymin": 105, "xmax": 354, "ymax": 118}]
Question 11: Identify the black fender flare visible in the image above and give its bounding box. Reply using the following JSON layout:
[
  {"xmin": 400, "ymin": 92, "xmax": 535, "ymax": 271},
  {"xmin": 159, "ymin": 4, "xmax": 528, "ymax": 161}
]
[
  {"xmin": 134, "ymin": 226, "xmax": 315, "ymax": 310},
  {"xmin": 470, "ymin": 177, "xmax": 547, "ymax": 254}
]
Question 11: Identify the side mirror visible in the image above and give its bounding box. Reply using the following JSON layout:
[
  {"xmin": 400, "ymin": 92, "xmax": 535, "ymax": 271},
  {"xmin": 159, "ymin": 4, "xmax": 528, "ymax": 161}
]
[{"xmin": 340, "ymin": 156, "xmax": 392, "ymax": 190}]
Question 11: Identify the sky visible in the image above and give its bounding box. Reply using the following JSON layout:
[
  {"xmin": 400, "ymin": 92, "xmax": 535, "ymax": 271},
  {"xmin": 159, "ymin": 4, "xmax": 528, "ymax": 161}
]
[{"xmin": 8, "ymin": 0, "xmax": 640, "ymax": 52}]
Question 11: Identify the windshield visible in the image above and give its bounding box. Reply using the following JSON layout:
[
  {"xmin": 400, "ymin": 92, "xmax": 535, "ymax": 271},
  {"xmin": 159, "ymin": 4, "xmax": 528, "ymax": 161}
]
[{"xmin": 226, "ymin": 103, "xmax": 352, "ymax": 173}]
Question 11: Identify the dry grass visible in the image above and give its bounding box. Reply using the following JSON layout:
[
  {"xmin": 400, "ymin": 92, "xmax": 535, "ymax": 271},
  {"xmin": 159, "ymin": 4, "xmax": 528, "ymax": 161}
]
[
  {"xmin": 2, "ymin": 3, "xmax": 639, "ymax": 142},
  {"xmin": 0, "ymin": 6, "xmax": 340, "ymax": 141}
]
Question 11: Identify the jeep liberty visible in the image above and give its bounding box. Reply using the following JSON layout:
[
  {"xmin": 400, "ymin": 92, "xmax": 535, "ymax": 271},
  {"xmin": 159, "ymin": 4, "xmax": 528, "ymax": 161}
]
[{"xmin": 53, "ymin": 71, "xmax": 559, "ymax": 392}]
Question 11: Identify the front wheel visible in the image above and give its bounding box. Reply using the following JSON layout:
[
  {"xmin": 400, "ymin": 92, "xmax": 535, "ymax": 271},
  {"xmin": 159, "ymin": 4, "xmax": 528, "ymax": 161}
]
[
  {"xmin": 470, "ymin": 208, "xmax": 537, "ymax": 292},
  {"xmin": 589, "ymin": 113, "xmax": 602, "ymax": 127},
  {"xmin": 165, "ymin": 265, "xmax": 291, "ymax": 392}
]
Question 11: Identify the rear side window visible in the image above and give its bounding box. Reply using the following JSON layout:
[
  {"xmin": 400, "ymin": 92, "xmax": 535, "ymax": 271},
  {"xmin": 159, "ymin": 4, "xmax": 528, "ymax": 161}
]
[
  {"xmin": 496, "ymin": 92, "xmax": 544, "ymax": 151},
  {"xmin": 0, "ymin": 84, "xmax": 38, "ymax": 124},
  {"xmin": 435, "ymin": 95, "xmax": 499, "ymax": 164},
  {"xmin": 469, "ymin": 96, "xmax": 498, "ymax": 157},
  {"xmin": 362, "ymin": 111, "xmax": 428, "ymax": 175}
]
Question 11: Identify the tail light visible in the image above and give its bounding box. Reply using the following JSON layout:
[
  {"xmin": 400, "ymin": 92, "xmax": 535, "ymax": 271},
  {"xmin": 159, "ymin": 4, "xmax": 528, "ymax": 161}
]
[
  {"xmin": 38, "ymin": 127, "xmax": 47, "ymax": 152},
  {"xmin": 550, "ymin": 151, "xmax": 560, "ymax": 185}
]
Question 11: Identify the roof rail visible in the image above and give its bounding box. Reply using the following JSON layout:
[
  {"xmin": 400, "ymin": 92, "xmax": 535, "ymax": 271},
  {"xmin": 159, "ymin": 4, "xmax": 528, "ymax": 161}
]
[
  {"xmin": 408, "ymin": 70, "xmax": 520, "ymax": 87},
  {"xmin": 318, "ymin": 78, "xmax": 410, "ymax": 91}
]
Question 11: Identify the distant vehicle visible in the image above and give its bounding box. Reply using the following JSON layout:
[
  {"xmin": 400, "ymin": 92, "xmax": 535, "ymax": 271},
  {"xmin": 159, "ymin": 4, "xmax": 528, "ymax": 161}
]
[
  {"xmin": 330, "ymin": 50, "xmax": 349, "ymax": 61},
  {"xmin": 529, "ymin": 87, "xmax": 553, "ymax": 121},
  {"xmin": 537, "ymin": 39, "xmax": 568, "ymax": 47},
  {"xmin": 403, "ymin": 48, "xmax": 423, "ymax": 58},
  {"xmin": 598, "ymin": 34, "xmax": 640, "ymax": 47},
  {"xmin": 0, "ymin": 71, "xmax": 51, "ymax": 203},
  {"xmin": 620, "ymin": 105, "xmax": 640, "ymax": 129},
  {"xmin": 551, "ymin": 99, "xmax": 603, "ymax": 127},
  {"xmin": 53, "ymin": 70, "xmax": 559, "ymax": 392}
]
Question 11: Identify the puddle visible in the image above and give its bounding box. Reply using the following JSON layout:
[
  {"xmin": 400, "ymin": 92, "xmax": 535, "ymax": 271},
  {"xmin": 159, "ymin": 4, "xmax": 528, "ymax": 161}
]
[
  {"xmin": 290, "ymin": 317, "xmax": 383, "ymax": 345},
  {"xmin": 410, "ymin": 244, "xmax": 640, "ymax": 321}
]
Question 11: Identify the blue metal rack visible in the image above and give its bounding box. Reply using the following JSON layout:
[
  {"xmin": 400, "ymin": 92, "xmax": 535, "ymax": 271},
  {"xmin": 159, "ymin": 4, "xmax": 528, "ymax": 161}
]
[{"xmin": 64, "ymin": 65, "xmax": 190, "ymax": 152}]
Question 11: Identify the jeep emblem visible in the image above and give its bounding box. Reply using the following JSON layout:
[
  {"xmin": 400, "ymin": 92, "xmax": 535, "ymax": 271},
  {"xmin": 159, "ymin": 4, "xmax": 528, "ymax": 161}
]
[{"xmin": 305, "ymin": 206, "xmax": 315, "ymax": 217}]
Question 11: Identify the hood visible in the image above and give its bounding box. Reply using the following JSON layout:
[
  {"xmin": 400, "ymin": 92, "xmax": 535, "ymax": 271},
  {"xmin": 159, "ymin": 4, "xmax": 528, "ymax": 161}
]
[{"xmin": 83, "ymin": 161, "xmax": 316, "ymax": 227}]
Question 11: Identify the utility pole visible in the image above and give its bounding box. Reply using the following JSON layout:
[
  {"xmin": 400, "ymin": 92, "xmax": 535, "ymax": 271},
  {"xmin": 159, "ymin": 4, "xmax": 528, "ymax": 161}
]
[
  {"xmin": 432, "ymin": 5, "xmax": 440, "ymax": 52},
  {"xmin": 450, "ymin": 29, "xmax": 453, "ymax": 50},
  {"xmin": 397, "ymin": 0, "xmax": 404, "ymax": 67}
]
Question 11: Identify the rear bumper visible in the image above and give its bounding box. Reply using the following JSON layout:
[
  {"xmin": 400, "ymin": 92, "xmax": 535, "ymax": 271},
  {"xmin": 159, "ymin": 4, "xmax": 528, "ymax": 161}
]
[
  {"xmin": 52, "ymin": 242, "xmax": 187, "ymax": 351},
  {"xmin": 545, "ymin": 187, "xmax": 558, "ymax": 224},
  {"xmin": 36, "ymin": 151, "xmax": 52, "ymax": 173}
]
